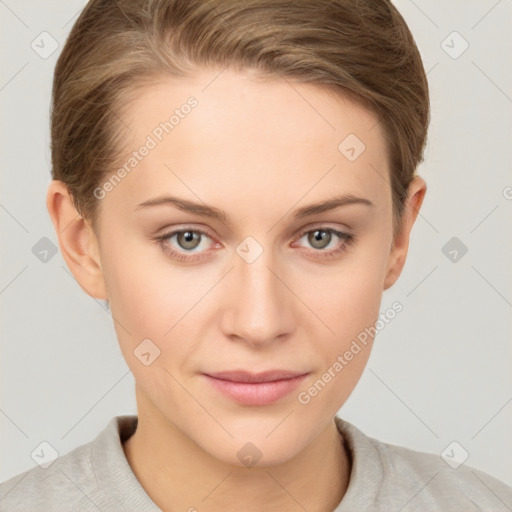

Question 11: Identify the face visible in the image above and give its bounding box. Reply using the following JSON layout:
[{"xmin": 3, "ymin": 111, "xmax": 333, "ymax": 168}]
[{"xmin": 87, "ymin": 68, "xmax": 399, "ymax": 466}]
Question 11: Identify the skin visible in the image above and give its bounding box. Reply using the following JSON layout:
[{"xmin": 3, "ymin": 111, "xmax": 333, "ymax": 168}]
[{"xmin": 47, "ymin": 67, "xmax": 426, "ymax": 512}]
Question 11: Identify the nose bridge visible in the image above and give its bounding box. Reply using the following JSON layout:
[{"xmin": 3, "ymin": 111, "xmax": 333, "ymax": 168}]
[{"xmin": 221, "ymin": 238, "xmax": 294, "ymax": 344}]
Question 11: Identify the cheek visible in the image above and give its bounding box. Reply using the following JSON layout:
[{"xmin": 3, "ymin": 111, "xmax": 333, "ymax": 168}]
[
  {"xmin": 306, "ymin": 235, "xmax": 390, "ymax": 385},
  {"xmin": 310, "ymin": 243, "xmax": 389, "ymax": 339},
  {"xmin": 98, "ymin": 232, "xmax": 177, "ymax": 353},
  {"xmin": 99, "ymin": 234, "xmax": 218, "ymax": 382},
  {"xmin": 296, "ymin": 272, "xmax": 384, "ymax": 414},
  {"xmin": 100, "ymin": 225, "xmax": 180, "ymax": 325}
]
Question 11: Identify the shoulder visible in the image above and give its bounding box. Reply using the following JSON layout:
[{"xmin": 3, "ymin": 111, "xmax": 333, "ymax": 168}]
[
  {"xmin": 375, "ymin": 437, "xmax": 512, "ymax": 509},
  {"xmin": 335, "ymin": 416, "xmax": 512, "ymax": 511},
  {"xmin": 0, "ymin": 439, "xmax": 97, "ymax": 510},
  {"xmin": 0, "ymin": 415, "xmax": 150, "ymax": 512}
]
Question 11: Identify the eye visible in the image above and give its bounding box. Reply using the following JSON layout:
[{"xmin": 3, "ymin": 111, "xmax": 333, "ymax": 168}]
[
  {"xmin": 155, "ymin": 225, "xmax": 356, "ymax": 263},
  {"xmin": 156, "ymin": 228, "xmax": 217, "ymax": 262},
  {"xmin": 293, "ymin": 226, "xmax": 356, "ymax": 260}
]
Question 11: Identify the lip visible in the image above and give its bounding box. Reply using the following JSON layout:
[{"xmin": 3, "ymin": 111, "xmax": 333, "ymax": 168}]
[{"xmin": 202, "ymin": 370, "xmax": 310, "ymax": 406}]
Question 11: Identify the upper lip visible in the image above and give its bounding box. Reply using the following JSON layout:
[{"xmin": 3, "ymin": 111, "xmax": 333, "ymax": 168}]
[{"xmin": 204, "ymin": 370, "xmax": 309, "ymax": 383}]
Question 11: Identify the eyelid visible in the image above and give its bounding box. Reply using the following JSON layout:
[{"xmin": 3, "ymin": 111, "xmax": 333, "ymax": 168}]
[
  {"xmin": 293, "ymin": 221, "xmax": 352, "ymax": 237},
  {"xmin": 156, "ymin": 221, "xmax": 350, "ymax": 244},
  {"xmin": 156, "ymin": 224, "xmax": 218, "ymax": 244}
]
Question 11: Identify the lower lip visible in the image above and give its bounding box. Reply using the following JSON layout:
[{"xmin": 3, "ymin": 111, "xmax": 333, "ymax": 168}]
[{"xmin": 203, "ymin": 374, "xmax": 308, "ymax": 406}]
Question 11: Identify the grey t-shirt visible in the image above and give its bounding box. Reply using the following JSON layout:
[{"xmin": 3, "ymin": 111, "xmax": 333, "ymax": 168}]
[{"xmin": 1, "ymin": 415, "xmax": 511, "ymax": 511}]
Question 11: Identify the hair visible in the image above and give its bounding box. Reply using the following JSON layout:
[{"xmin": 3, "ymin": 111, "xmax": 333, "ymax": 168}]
[{"xmin": 51, "ymin": 0, "xmax": 430, "ymax": 238}]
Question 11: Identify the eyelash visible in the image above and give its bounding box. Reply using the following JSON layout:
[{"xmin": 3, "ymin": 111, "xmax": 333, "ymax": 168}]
[{"xmin": 155, "ymin": 226, "xmax": 356, "ymax": 263}]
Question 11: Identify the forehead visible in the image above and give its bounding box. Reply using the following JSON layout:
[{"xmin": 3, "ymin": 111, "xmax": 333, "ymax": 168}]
[
  {"xmin": 122, "ymin": 68, "xmax": 383, "ymax": 149},
  {"xmin": 104, "ymin": 68, "xmax": 390, "ymax": 219}
]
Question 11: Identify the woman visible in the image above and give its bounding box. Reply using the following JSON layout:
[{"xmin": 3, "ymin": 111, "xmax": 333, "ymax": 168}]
[{"xmin": 1, "ymin": 0, "xmax": 511, "ymax": 510}]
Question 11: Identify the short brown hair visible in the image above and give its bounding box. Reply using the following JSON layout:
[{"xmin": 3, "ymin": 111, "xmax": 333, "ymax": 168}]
[{"xmin": 51, "ymin": 0, "xmax": 430, "ymax": 236}]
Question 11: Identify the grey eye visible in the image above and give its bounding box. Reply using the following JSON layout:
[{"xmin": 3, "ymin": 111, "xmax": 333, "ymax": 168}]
[
  {"xmin": 307, "ymin": 229, "xmax": 333, "ymax": 249},
  {"xmin": 176, "ymin": 231, "xmax": 203, "ymax": 250}
]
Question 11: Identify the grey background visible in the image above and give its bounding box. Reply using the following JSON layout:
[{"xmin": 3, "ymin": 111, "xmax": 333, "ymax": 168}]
[{"xmin": 1, "ymin": 0, "xmax": 511, "ymax": 487}]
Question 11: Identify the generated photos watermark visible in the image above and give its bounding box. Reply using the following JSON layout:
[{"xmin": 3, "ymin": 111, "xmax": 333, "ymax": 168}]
[
  {"xmin": 297, "ymin": 301, "xmax": 403, "ymax": 405},
  {"xmin": 93, "ymin": 96, "xmax": 199, "ymax": 200}
]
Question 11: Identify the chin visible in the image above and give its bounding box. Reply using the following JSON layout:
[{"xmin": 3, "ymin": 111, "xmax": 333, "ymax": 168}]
[
  {"xmin": 208, "ymin": 437, "xmax": 304, "ymax": 469},
  {"xmin": 187, "ymin": 416, "xmax": 311, "ymax": 469}
]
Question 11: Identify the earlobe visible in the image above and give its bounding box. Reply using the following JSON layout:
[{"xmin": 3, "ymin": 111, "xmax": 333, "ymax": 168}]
[
  {"xmin": 383, "ymin": 176, "xmax": 427, "ymax": 291},
  {"xmin": 46, "ymin": 180, "xmax": 108, "ymax": 300}
]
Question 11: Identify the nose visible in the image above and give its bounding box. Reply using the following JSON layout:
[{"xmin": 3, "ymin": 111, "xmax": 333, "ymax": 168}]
[{"xmin": 219, "ymin": 245, "xmax": 296, "ymax": 347}]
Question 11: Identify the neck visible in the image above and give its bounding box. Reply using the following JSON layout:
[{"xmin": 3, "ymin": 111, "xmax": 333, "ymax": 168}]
[{"xmin": 123, "ymin": 399, "xmax": 350, "ymax": 512}]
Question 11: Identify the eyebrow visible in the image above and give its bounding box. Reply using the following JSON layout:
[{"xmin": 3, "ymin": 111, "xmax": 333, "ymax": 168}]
[{"xmin": 135, "ymin": 193, "xmax": 374, "ymax": 221}]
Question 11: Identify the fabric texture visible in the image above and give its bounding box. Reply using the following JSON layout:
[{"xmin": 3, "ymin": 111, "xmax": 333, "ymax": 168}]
[{"xmin": 1, "ymin": 414, "xmax": 511, "ymax": 511}]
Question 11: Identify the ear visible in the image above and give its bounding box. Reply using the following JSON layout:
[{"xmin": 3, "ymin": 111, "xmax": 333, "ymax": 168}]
[
  {"xmin": 383, "ymin": 175, "xmax": 427, "ymax": 291},
  {"xmin": 46, "ymin": 180, "xmax": 108, "ymax": 299}
]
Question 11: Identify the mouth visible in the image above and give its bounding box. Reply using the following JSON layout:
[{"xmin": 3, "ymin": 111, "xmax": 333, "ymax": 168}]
[{"xmin": 202, "ymin": 370, "xmax": 310, "ymax": 406}]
